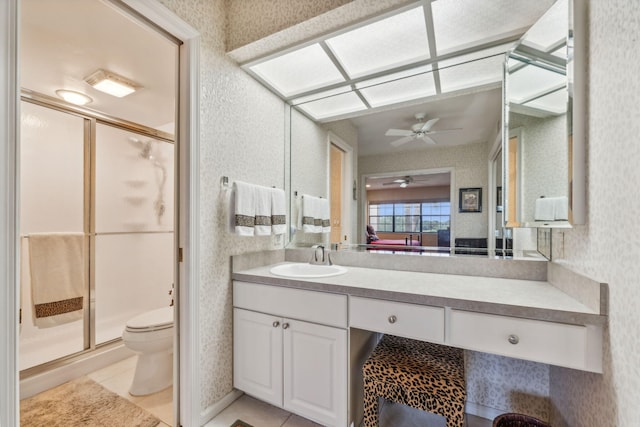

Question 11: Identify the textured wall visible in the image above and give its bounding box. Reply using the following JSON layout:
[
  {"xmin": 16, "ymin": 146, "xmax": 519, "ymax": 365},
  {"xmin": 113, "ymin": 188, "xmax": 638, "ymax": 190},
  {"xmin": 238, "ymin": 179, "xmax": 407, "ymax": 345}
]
[
  {"xmin": 509, "ymin": 112, "xmax": 568, "ymax": 222},
  {"xmin": 225, "ymin": 0, "xmax": 352, "ymax": 51},
  {"xmin": 359, "ymin": 142, "xmax": 489, "ymax": 239},
  {"xmin": 158, "ymin": 0, "xmax": 286, "ymax": 411},
  {"xmin": 548, "ymin": 1, "xmax": 640, "ymax": 425},
  {"xmin": 466, "ymin": 353, "xmax": 550, "ymax": 420}
]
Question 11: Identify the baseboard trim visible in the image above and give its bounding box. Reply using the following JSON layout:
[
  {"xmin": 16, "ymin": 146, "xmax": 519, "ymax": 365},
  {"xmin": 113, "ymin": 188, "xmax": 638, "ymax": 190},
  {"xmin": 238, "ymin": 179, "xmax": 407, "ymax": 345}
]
[
  {"xmin": 200, "ymin": 389, "xmax": 244, "ymax": 425},
  {"xmin": 465, "ymin": 401, "xmax": 503, "ymax": 421}
]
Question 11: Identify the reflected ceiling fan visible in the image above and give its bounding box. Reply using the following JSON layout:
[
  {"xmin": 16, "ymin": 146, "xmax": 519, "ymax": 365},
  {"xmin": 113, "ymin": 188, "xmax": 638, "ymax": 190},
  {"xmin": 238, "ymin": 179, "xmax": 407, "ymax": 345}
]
[
  {"xmin": 386, "ymin": 113, "xmax": 461, "ymax": 147},
  {"xmin": 381, "ymin": 175, "xmax": 432, "ymax": 188}
]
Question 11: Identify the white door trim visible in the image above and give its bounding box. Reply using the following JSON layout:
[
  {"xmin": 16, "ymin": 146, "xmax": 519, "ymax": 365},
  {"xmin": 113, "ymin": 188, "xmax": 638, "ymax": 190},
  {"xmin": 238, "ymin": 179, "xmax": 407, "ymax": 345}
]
[
  {"xmin": 328, "ymin": 132, "xmax": 354, "ymax": 245},
  {"xmin": 0, "ymin": 1, "xmax": 19, "ymax": 425},
  {"xmin": 120, "ymin": 2, "xmax": 201, "ymax": 425}
]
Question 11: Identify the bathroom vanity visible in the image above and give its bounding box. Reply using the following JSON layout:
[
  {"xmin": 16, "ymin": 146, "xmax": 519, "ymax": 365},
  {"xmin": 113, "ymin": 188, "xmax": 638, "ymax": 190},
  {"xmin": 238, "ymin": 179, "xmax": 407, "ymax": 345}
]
[{"xmin": 231, "ymin": 253, "xmax": 606, "ymax": 427}]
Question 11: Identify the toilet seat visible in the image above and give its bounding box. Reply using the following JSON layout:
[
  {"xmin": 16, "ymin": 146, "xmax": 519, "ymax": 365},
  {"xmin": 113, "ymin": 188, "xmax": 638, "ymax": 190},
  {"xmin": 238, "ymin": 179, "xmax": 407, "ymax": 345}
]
[{"xmin": 125, "ymin": 306, "xmax": 173, "ymax": 333}]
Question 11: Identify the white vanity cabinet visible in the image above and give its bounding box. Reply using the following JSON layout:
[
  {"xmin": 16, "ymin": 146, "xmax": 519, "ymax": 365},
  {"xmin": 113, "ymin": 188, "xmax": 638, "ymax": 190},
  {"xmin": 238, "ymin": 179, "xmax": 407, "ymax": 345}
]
[
  {"xmin": 448, "ymin": 309, "xmax": 603, "ymax": 372},
  {"xmin": 233, "ymin": 281, "xmax": 348, "ymax": 427}
]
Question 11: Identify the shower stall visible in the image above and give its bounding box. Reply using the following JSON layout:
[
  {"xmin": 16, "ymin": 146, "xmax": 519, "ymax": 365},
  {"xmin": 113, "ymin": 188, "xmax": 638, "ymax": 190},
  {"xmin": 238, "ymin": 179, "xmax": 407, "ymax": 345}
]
[{"xmin": 19, "ymin": 95, "xmax": 175, "ymax": 378}]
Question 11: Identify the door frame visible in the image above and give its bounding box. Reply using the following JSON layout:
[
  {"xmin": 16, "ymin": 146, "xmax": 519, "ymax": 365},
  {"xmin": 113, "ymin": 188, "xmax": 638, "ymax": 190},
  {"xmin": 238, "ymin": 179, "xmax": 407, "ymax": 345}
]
[
  {"xmin": 0, "ymin": 1, "xmax": 202, "ymax": 426},
  {"xmin": 327, "ymin": 132, "xmax": 354, "ymax": 245}
]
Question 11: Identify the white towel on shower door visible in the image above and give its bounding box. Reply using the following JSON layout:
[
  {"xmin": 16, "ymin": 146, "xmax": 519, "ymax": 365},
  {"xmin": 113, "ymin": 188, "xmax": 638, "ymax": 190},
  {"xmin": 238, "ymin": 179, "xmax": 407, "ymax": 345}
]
[{"xmin": 28, "ymin": 233, "xmax": 86, "ymax": 328}]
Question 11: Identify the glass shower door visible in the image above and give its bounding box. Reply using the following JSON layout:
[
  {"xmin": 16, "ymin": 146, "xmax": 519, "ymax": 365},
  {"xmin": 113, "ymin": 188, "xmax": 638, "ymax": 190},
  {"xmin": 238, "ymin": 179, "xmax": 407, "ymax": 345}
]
[{"xmin": 19, "ymin": 100, "xmax": 88, "ymax": 370}]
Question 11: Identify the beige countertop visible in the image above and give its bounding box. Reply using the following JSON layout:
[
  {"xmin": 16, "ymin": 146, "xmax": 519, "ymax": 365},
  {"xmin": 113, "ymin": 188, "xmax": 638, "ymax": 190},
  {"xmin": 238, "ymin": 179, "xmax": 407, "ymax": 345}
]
[{"xmin": 232, "ymin": 262, "xmax": 606, "ymax": 325}]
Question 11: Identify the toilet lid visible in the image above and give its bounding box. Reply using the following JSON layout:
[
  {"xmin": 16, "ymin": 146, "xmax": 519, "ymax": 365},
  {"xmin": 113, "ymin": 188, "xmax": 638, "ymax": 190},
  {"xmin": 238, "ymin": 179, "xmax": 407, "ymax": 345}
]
[{"xmin": 126, "ymin": 307, "xmax": 173, "ymax": 330}]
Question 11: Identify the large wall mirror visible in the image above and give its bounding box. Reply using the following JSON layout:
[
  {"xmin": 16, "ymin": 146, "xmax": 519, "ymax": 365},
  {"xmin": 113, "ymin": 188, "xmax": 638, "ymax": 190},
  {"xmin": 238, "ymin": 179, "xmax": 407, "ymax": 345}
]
[{"xmin": 241, "ymin": 0, "xmax": 583, "ymax": 258}]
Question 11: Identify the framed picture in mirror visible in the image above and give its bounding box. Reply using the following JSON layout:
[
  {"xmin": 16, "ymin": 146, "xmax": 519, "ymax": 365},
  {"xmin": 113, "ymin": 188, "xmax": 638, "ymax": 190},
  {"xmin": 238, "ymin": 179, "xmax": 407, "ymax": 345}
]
[
  {"xmin": 496, "ymin": 186, "xmax": 503, "ymax": 212},
  {"xmin": 459, "ymin": 188, "xmax": 482, "ymax": 213}
]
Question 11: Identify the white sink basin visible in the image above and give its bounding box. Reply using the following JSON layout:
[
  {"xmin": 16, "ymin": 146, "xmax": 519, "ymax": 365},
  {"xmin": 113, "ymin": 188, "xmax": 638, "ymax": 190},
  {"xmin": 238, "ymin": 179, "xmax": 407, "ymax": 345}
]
[{"xmin": 270, "ymin": 263, "xmax": 348, "ymax": 278}]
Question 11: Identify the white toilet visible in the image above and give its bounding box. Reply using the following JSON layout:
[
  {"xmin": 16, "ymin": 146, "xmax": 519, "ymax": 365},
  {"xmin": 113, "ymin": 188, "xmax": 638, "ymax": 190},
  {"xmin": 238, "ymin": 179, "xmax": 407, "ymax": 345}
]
[{"xmin": 122, "ymin": 306, "xmax": 174, "ymax": 396}]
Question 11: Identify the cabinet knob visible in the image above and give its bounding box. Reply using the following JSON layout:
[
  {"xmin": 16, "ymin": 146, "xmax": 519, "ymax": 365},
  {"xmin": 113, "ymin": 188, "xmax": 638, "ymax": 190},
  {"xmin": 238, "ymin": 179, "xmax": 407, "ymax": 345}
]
[
  {"xmin": 272, "ymin": 321, "xmax": 280, "ymax": 328},
  {"xmin": 508, "ymin": 334, "xmax": 519, "ymax": 345},
  {"xmin": 388, "ymin": 315, "xmax": 397, "ymax": 324},
  {"xmin": 282, "ymin": 323, "xmax": 290, "ymax": 330}
]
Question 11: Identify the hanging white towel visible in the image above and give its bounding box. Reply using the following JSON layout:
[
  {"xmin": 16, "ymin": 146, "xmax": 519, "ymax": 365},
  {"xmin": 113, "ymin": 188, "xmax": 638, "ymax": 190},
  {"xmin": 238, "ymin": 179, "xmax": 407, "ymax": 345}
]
[
  {"xmin": 255, "ymin": 185, "xmax": 272, "ymax": 236},
  {"xmin": 534, "ymin": 198, "xmax": 555, "ymax": 221},
  {"xmin": 313, "ymin": 197, "xmax": 323, "ymax": 233},
  {"xmin": 319, "ymin": 198, "xmax": 331, "ymax": 234},
  {"xmin": 271, "ymin": 188, "xmax": 287, "ymax": 235},
  {"xmin": 553, "ymin": 196, "xmax": 569, "ymax": 220},
  {"xmin": 233, "ymin": 181, "xmax": 256, "ymax": 236},
  {"xmin": 535, "ymin": 196, "xmax": 569, "ymax": 221},
  {"xmin": 28, "ymin": 233, "xmax": 85, "ymax": 328},
  {"xmin": 301, "ymin": 195, "xmax": 317, "ymax": 233}
]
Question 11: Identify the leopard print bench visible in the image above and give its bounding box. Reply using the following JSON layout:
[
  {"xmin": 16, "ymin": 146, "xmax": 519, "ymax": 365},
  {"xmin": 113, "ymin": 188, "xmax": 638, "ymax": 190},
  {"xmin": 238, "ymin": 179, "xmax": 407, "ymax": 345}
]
[{"xmin": 362, "ymin": 334, "xmax": 466, "ymax": 427}]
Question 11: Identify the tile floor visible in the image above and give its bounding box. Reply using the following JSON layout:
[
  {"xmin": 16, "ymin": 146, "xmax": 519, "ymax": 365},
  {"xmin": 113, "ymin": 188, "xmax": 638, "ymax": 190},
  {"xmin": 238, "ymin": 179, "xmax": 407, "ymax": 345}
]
[
  {"xmin": 87, "ymin": 356, "xmax": 174, "ymax": 426},
  {"xmin": 27, "ymin": 354, "xmax": 494, "ymax": 427},
  {"xmin": 204, "ymin": 394, "xmax": 493, "ymax": 427}
]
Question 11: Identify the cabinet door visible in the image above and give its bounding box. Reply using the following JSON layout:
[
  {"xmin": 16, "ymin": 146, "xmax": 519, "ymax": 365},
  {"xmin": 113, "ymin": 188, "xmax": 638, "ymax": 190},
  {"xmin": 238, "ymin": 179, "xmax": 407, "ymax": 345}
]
[
  {"xmin": 283, "ymin": 319, "xmax": 347, "ymax": 427},
  {"xmin": 233, "ymin": 308, "xmax": 283, "ymax": 407}
]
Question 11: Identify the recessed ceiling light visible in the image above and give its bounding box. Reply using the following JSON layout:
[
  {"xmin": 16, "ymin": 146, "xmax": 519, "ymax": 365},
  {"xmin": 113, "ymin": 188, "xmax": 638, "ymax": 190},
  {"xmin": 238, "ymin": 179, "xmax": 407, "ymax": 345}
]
[
  {"xmin": 55, "ymin": 89, "xmax": 93, "ymax": 106},
  {"xmin": 84, "ymin": 69, "xmax": 140, "ymax": 98},
  {"xmin": 366, "ymin": 184, "xmax": 371, "ymax": 188}
]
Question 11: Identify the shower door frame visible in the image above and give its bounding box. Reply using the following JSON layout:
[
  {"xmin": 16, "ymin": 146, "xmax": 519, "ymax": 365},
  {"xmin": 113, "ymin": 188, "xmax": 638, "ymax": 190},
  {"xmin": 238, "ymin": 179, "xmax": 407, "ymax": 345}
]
[
  {"xmin": 0, "ymin": 1, "xmax": 203, "ymax": 426},
  {"xmin": 19, "ymin": 91, "xmax": 176, "ymax": 370}
]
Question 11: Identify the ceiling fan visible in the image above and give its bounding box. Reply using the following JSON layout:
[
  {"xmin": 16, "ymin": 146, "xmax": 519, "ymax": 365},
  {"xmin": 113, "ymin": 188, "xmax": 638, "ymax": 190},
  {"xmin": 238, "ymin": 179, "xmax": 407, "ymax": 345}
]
[
  {"xmin": 381, "ymin": 175, "xmax": 432, "ymax": 187},
  {"xmin": 385, "ymin": 113, "xmax": 461, "ymax": 147}
]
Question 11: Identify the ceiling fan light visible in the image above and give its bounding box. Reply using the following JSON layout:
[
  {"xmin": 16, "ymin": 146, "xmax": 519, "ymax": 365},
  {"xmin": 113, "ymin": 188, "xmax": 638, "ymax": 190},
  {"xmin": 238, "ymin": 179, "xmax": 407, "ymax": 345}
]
[{"xmin": 400, "ymin": 182, "xmax": 408, "ymax": 188}]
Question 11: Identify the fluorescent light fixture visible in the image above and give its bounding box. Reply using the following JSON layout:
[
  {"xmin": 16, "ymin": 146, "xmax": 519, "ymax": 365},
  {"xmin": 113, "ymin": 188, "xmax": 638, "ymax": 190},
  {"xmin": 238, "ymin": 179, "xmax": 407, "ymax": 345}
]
[
  {"xmin": 55, "ymin": 89, "xmax": 93, "ymax": 106},
  {"xmin": 85, "ymin": 69, "xmax": 140, "ymax": 98}
]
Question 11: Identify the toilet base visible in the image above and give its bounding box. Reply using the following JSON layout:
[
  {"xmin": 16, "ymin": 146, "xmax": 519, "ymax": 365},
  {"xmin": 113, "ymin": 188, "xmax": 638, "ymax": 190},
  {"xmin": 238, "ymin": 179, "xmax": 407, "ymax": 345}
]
[{"xmin": 129, "ymin": 350, "xmax": 173, "ymax": 396}]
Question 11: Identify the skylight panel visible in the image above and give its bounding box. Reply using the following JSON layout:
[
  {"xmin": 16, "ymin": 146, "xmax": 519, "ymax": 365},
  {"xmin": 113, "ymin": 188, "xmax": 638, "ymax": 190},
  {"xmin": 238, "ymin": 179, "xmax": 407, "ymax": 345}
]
[
  {"xmin": 325, "ymin": 6, "xmax": 430, "ymax": 78},
  {"xmin": 520, "ymin": 0, "xmax": 568, "ymax": 52},
  {"xmin": 438, "ymin": 51, "xmax": 505, "ymax": 93},
  {"xmin": 356, "ymin": 66, "xmax": 436, "ymax": 108},
  {"xmin": 507, "ymin": 63, "xmax": 566, "ymax": 104},
  {"xmin": 432, "ymin": 0, "xmax": 555, "ymax": 54},
  {"xmin": 249, "ymin": 44, "xmax": 345, "ymax": 97},
  {"xmin": 524, "ymin": 89, "xmax": 567, "ymax": 115},
  {"xmin": 293, "ymin": 87, "xmax": 367, "ymax": 121}
]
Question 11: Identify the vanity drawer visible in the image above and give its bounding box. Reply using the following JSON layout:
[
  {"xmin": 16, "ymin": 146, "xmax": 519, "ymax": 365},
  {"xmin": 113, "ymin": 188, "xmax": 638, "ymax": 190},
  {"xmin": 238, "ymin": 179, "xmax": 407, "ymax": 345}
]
[
  {"xmin": 349, "ymin": 296, "xmax": 444, "ymax": 343},
  {"xmin": 233, "ymin": 281, "xmax": 347, "ymax": 328},
  {"xmin": 449, "ymin": 310, "xmax": 588, "ymax": 369}
]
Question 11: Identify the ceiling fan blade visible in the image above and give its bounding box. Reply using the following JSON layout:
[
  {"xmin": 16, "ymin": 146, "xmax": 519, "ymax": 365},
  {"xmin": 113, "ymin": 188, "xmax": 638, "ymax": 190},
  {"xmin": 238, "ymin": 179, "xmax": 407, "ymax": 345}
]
[
  {"xmin": 390, "ymin": 135, "xmax": 415, "ymax": 147},
  {"xmin": 420, "ymin": 135, "xmax": 437, "ymax": 145},
  {"xmin": 385, "ymin": 128, "xmax": 413, "ymax": 137},
  {"xmin": 419, "ymin": 117, "xmax": 440, "ymax": 132}
]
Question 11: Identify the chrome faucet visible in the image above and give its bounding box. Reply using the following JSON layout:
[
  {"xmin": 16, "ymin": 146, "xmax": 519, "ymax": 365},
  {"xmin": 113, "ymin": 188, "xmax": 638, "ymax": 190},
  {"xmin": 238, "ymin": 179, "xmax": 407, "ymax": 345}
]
[{"xmin": 310, "ymin": 245, "xmax": 333, "ymax": 265}]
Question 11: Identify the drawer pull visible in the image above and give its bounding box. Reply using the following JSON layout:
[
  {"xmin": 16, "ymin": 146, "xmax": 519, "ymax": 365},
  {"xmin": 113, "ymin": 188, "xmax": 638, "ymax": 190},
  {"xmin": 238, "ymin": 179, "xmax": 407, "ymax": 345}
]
[
  {"xmin": 272, "ymin": 321, "xmax": 280, "ymax": 328},
  {"xmin": 282, "ymin": 322, "xmax": 290, "ymax": 330},
  {"xmin": 388, "ymin": 315, "xmax": 397, "ymax": 324},
  {"xmin": 508, "ymin": 334, "xmax": 519, "ymax": 345}
]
